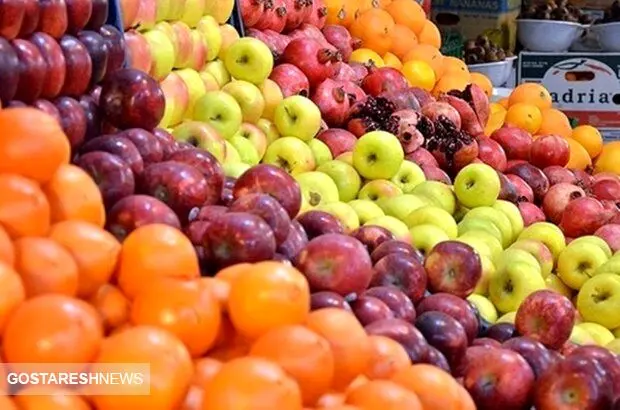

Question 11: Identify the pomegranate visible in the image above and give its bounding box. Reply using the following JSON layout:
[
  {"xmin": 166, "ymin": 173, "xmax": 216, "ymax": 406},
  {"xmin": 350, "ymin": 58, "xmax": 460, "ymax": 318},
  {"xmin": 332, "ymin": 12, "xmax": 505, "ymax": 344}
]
[
  {"xmin": 247, "ymin": 29, "xmax": 281, "ymax": 59},
  {"xmin": 348, "ymin": 63, "xmax": 369, "ymax": 83},
  {"xmin": 379, "ymin": 88, "xmax": 421, "ymax": 111},
  {"xmin": 543, "ymin": 166, "xmax": 576, "ymax": 185},
  {"xmin": 542, "ymin": 183, "xmax": 586, "ymax": 224},
  {"xmin": 406, "ymin": 147, "xmax": 439, "ymax": 168},
  {"xmin": 498, "ymin": 172, "xmax": 518, "ymax": 203},
  {"xmin": 560, "ymin": 196, "xmax": 612, "ymax": 237},
  {"xmin": 322, "ymin": 24, "xmax": 361, "ymax": 61},
  {"xmin": 490, "ymin": 126, "xmax": 533, "ymax": 161},
  {"xmin": 425, "ymin": 116, "xmax": 479, "ymax": 172},
  {"xmin": 422, "ymin": 166, "xmax": 451, "ymax": 184},
  {"xmin": 241, "ymin": 0, "xmax": 265, "ymax": 27},
  {"xmin": 264, "ymin": 29, "xmax": 292, "ymax": 54},
  {"xmin": 384, "ymin": 109, "xmax": 426, "ymax": 154},
  {"xmin": 361, "ymin": 66, "xmax": 408, "ymax": 97},
  {"xmin": 283, "ymin": 0, "xmax": 309, "ymax": 31},
  {"xmin": 441, "ymin": 93, "xmax": 483, "ymax": 136},
  {"xmin": 304, "ymin": 0, "xmax": 328, "ymax": 28},
  {"xmin": 591, "ymin": 178, "xmax": 620, "ymax": 201},
  {"xmin": 409, "ymin": 87, "xmax": 435, "ymax": 106},
  {"xmin": 421, "ymin": 101, "xmax": 461, "ymax": 129},
  {"xmin": 571, "ymin": 169, "xmax": 594, "ymax": 190},
  {"xmin": 530, "ymin": 134, "xmax": 570, "ymax": 168},
  {"xmin": 506, "ymin": 174, "xmax": 535, "ymax": 203},
  {"xmin": 312, "ymin": 78, "xmax": 351, "ymax": 127},
  {"xmin": 593, "ymin": 172, "xmax": 620, "ymax": 184},
  {"xmin": 316, "ymin": 128, "xmax": 357, "ymax": 157},
  {"xmin": 518, "ymin": 202, "xmax": 546, "ymax": 227},
  {"xmin": 254, "ymin": 0, "xmax": 287, "ymax": 32},
  {"xmin": 477, "ymin": 137, "xmax": 507, "ymax": 172},
  {"xmin": 338, "ymin": 80, "xmax": 365, "ymax": 103},
  {"xmin": 443, "ymin": 84, "xmax": 489, "ymax": 137},
  {"xmin": 269, "ymin": 63, "xmax": 310, "ymax": 97},
  {"xmin": 506, "ymin": 162, "xmax": 550, "ymax": 202},
  {"xmin": 595, "ymin": 224, "xmax": 620, "ymax": 253},
  {"xmin": 281, "ymin": 38, "xmax": 341, "ymax": 88},
  {"xmin": 347, "ymin": 117, "xmax": 380, "ymax": 137},
  {"xmin": 331, "ymin": 62, "xmax": 359, "ymax": 82},
  {"xmin": 295, "ymin": 24, "xmax": 334, "ymax": 50}
]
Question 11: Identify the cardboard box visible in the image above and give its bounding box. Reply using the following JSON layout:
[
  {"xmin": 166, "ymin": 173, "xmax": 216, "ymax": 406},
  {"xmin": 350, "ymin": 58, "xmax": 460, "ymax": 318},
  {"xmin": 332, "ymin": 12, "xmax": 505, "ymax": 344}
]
[
  {"xmin": 431, "ymin": 0, "xmax": 521, "ymax": 56},
  {"xmin": 518, "ymin": 52, "xmax": 620, "ymax": 141}
]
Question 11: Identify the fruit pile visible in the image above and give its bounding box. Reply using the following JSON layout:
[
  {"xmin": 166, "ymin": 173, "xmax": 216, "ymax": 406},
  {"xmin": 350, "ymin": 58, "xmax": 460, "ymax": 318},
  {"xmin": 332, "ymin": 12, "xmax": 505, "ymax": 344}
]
[
  {"xmin": 597, "ymin": 0, "xmax": 620, "ymax": 23},
  {"xmin": 519, "ymin": 0, "xmax": 592, "ymax": 23},
  {"xmin": 463, "ymin": 35, "xmax": 513, "ymax": 65}
]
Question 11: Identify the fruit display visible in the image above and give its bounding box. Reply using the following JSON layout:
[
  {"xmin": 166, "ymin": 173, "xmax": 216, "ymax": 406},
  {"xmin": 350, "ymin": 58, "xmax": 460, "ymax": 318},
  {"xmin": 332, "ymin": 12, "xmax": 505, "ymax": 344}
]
[
  {"xmin": 463, "ymin": 35, "xmax": 513, "ymax": 65},
  {"xmin": 519, "ymin": 0, "xmax": 592, "ymax": 23},
  {"xmin": 597, "ymin": 0, "xmax": 620, "ymax": 23}
]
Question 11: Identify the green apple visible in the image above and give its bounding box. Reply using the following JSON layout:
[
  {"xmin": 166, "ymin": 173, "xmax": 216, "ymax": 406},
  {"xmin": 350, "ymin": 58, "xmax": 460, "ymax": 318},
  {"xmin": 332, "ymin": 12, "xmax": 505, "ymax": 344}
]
[
  {"xmin": 308, "ymin": 139, "xmax": 333, "ymax": 167},
  {"xmin": 336, "ymin": 152, "xmax": 353, "ymax": 166},
  {"xmin": 358, "ymin": 180, "xmax": 403, "ymax": 203},
  {"xmin": 474, "ymin": 255, "xmax": 496, "ymax": 295},
  {"xmin": 510, "ymin": 239, "xmax": 554, "ymax": 278},
  {"xmin": 545, "ymin": 274, "xmax": 573, "ymax": 299},
  {"xmin": 256, "ymin": 118, "xmax": 281, "ymax": 145},
  {"xmin": 171, "ymin": 120, "xmax": 226, "ymax": 162},
  {"xmin": 463, "ymin": 207, "xmax": 513, "ymax": 248},
  {"xmin": 365, "ymin": 216, "xmax": 411, "ymax": 243},
  {"xmin": 316, "ymin": 160, "xmax": 361, "ymax": 202},
  {"xmin": 608, "ymin": 338, "xmax": 620, "ymax": 354},
  {"xmin": 223, "ymin": 162, "xmax": 250, "ymax": 178},
  {"xmin": 155, "ymin": 0, "xmax": 172, "ymax": 21},
  {"xmin": 158, "ymin": 97, "xmax": 175, "ymax": 129},
  {"xmin": 295, "ymin": 172, "xmax": 340, "ymax": 212},
  {"xmin": 496, "ymin": 248, "xmax": 542, "ymax": 276},
  {"xmin": 458, "ymin": 218, "xmax": 503, "ymax": 246},
  {"xmin": 193, "ymin": 90, "xmax": 242, "ymax": 139},
  {"xmin": 205, "ymin": 0, "xmax": 234, "ymax": 24},
  {"xmin": 459, "ymin": 231, "xmax": 503, "ymax": 263},
  {"xmin": 348, "ymin": 200, "xmax": 385, "ymax": 225},
  {"xmin": 467, "ymin": 294, "xmax": 498, "ymax": 323},
  {"xmin": 496, "ymin": 311, "xmax": 517, "ymax": 324},
  {"xmin": 411, "ymin": 181, "xmax": 456, "ymax": 215},
  {"xmin": 262, "ymin": 137, "xmax": 315, "ymax": 175},
  {"xmin": 403, "ymin": 206, "xmax": 458, "ymax": 239},
  {"xmin": 143, "ymin": 29, "xmax": 175, "ymax": 81},
  {"xmin": 577, "ymin": 273, "xmax": 620, "ymax": 329},
  {"xmin": 273, "ymin": 95, "xmax": 322, "ymax": 142},
  {"xmin": 577, "ymin": 322, "xmax": 615, "ymax": 346},
  {"xmin": 180, "ymin": 0, "xmax": 206, "ymax": 27},
  {"xmin": 203, "ymin": 59, "xmax": 230, "ymax": 87},
  {"xmin": 492, "ymin": 200, "xmax": 524, "ymax": 241},
  {"xmin": 176, "ymin": 68, "xmax": 206, "ymax": 119},
  {"xmin": 224, "ymin": 140, "xmax": 240, "ymax": 164},
  {"xmin": 517, "ymin": 222, "xmax": 566, "ymax": 261},
  {"xmin": 376, "ymin": 195, "xmax": 427, "ymax": 221},
  {"xmin": 455, "ymin": 235, "xmax": 492, "ymax": 260},
  {"xmin": 233, "ymin": 123, "xmax": 267, "ymax": 159},
  {"xmin": 453, "ymin": 205, "xmax": 469, "ymax": 223},
  {"xmin": 557, "ymin": 241, "xmax": 609, "ymax": 290},
  {"xmin": 453, "ymin": 163, "xmax": 501, "ymax": 209},
  {"xmin": 229, "ymin": 135, "xmax": 260, "ymax": 165},
  {"xmin": 260, "ymin": 79, "xmax": 283, "ymax": 121},
  {"xmin": 614, "ymin": 327, "xmax": 620, "ymax": 338},
  {"xmin": 352, "ymin": 131, "xmax": 404, "ymax": 180},
  {"xmin": 569, "ymin": 235, "xmax": 613, "ymax": 258},
  {"xmin": 409, "ymin": 224, "xmax": 449, "ymax": 256},
  {"xmin": 166, "ymin": 0, "xmax": 187, "ymax": 20},
  {"xmin": 595, "ymin": 256, "xmax": 620, "ymax": 276},
  {"xmin": 221, "ymin": 80, "xmax": 265, "ymax": 123},
  {"xmin": 316, "ymin": 202, "xmax": 360, "ymax": 233},
  {"xmin": 489, "ymin": 260, "xmax": 546, "ymax": 313},
  {"xmin": 224, "ymin": 37, "xmax": 274, "ymax": 85},
  {"xmin": 569, "ymin": 325, "xmax": 596, "ymax": 345},
  {"xmin": 390, "ymin": 160, "xmax": 426, "ymax": 193}
]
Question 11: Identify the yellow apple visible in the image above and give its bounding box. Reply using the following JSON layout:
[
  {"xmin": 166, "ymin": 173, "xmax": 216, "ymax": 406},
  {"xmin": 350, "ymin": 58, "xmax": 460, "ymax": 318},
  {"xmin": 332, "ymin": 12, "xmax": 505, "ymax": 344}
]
[
  {"xmin": 199, "ymin": 70, "xmax": 220, "ymax": 92},
  {"xmin": 316, "ymin": 202, "xmax": 360, "ymax": 233},
  {"xmin": 467, "ymin": 294, "xmax": 498, "ymax": 323},
  {"xmin": 492, "ymin": 200, "xmax": 524, "ymax": 242},
  {"xmin": 409, "ymin": 224, "xmax": 449, "ymax": 256},
  {"xmin": 510, "ymin": 239, "xmax": 554, "ymax": 278},
  {"xmin": 143, "ymin": 29, "xmax": 175, "ymax": 81},
  {"xmin": 557, "ymin": 241, "xmax": 609, "ymax": 290},
  {"xmin": 376, "ymin": 194, "xmax": 427, "ymax": 221},
  {"xmin": 462, "ymin": 207, "xmax": 513, "ymax": 248},
  {"xmin": 489, "ymin": 260, "xmax": 546, "ymax": 313},
  {"xmin": 256, "ymin": 119, "xmax": 281, "ymax": 145},
  {"xmin": 260, "ymin": 79, "xmax": 284, "ymax": 121},
  {"xmin": 577, "ymin": 273, "xmax": 620, "ymax": 330},
  {"xmin": 197, "ymin": 16, "xmax": 223, "ymax": 61},
  {"xmin": 295, "ymin": 171, "xmax": 340, "ymax": 212},
  {"xmin": 218, "ymin": 24, "xmax": 240, "ymax": 60},
  {"xmin": 459, "ymin": 231, "xmax": 503, "ymax": 263},
  {"xmin": 159, "ymin": 72, "xmax": 190, "ymax": 127},
  {"xmin": 203, "ymin": 60, "xmax": 230, "ymax": 87},
  {"xmin": 496, "ymin": 248, "xmax": 542, "ymax": 277},
  {"xmin": 224, "ymin": 140, "xmax": 240, "ymax": 164},
  {"xmin": 180, "ymin": 0, "xmax": 206, "ymax": 27},
  {"xmin": 577, "ymin": 322, "xmax": 615, "ymax": 346},
  {"xmin": 411, "ymin": 181, "xmax": 456, "ymax": 215},
  {"xmin": 176, "ymin": 68, "xmax": 207, "ymax": 119},
  {"xmin": 569, "ymin": 235, "xmax": 613, "ymax": 258},
  {"xmin": 348, "ymin": 200, "xmax": 385, "ymax": 225},
  {"xmin": 474, "ymin": 255, "xmax": 495, "ymax": 295},
  {"xmin": 221, "ymin": 80, "xmax": 265, "ymax": 123},
  {"xmin": 569, "ymin": 325, "xmax": 597, "ymax": 345},
  {"xmin": 204, "ymin": 0, "xmax": 234, "ymax": 23},
  {"xmin": 517, "ymin": 222, "xmax": 566, "ymax": 261},
  {"xmin": 364, "ymin": 216, "xmax": 411, "ymax": 243},
  {"xmin": 545, "ymin": 274, "xmax": 573, "ymax": 299},
  {"xmin": 496, "ymin": 311, "xmax": 517, "ymax": 324}
]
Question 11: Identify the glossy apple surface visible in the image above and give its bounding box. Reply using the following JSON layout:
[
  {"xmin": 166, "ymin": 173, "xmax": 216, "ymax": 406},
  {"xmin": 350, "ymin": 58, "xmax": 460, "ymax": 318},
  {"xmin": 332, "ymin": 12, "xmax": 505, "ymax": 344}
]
[
  {"xmin": 75, "ymin": 151, "xmax": 136, "ymax": 208},
  {"xmin": 106, "ymin": 195, "xmax": 181, "ymax": 241}
]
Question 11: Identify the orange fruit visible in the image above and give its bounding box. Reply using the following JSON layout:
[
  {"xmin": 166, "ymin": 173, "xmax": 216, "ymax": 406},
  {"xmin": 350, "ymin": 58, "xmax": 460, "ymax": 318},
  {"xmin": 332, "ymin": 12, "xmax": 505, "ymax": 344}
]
[
  {"xmin": 403, "ymin": 44, "xmax": 444, "ymax": 79},
  {"xmin": 13, "ymin": 387, "xmax": 90, "ymax": 410},
  {"xmin": 484, "ymin": 105, "xmax": 507, "ymax": 137},
  {"xmin": 350, "ymin": 48, "xmax": 385, "ymax": 67},
  {"xmin": 443, "ymin": 56, "xmax": 469, "ymax": 77},
  {"xmin": 508, "ymin": 82, "xmax": 553, "ymax": 111},
  {"xmin": 432, "ymin": 72, "xmax": 470, "ymax": 96},
  {"xmin": 385, "ymin": 0, "xmax": 426, "ymax": 34},
  {"xmin": 250, "ymin": 325, "xmax": 335, "ymax": 405},
  {"xmin": 0, "ymin": 173, "xmax": 51, "ymax": 238},
  {"xmin": 392, "ymin": 364, "xmax": 463, "ymax": 409},
  {"xmin": 116, "ymin": 224, "xmax": 200, "ymax": 299},
  {"xmin": 199, "ymin": 277, "xmax": 231, "ymax": 310},
  {"xmin": 345, "ymin": 379, "xmax": 423, "ymax": 409},
  {"xmin": 214, "ymin": 263, "xmax": 252, "ymax": 284},
  {"xmin": 498, "ymin": 97, "xmax": 509, "ymax": 108},
  {"xmin": 0, "ymin": 108, "xmax": 71, "ymax": 183},
  {"xmin": 383, "ymin": 52, "xmax": 403, "ymax": 70},
  {"xmin": 350, "ymin": 9, "xmax": 395, "ymax": 56},
  {"xmin": 43, "ymin": 164, "xmax": 106, "ymax": 228},
  {"xmin": 469, "ymin": 72, "xmax": 493, "ymax": 97},
  {"xmin": 325, "ymin": 0, "xmax": 357, "ymax": 27},
  {"xmin": 131, "ymin": 278, "xmax": 221, "ymax": 357},
  {"xmin": 3, "ymin": 294, "xmax": 103, "ymax": 364},
  {"xmin": 13, "ymin": 237, "xmax": 79, "ymax": 297},
  {"xmin": 48, "ymin": 220, "xmax": 121, "ymax": 299},
  {"xmin": 537, "ymin": 108, "xmax": 573, "ymax": 139},
  {"xmin": 456, "ymin": 383, "xmax": 476, "ymax": 410},
  {"xmin": 0, "ymin": 225, "xmax": 15, "ymax": 267},
  {"xmin": 355, "ymin": 0, "xmax": 380, "ymax": 16},
  {"xmin": 566, "ymin": 137, "xmax": 593, "ymax": 170},
  {"xmin": 0, "ymin": 262, "xmax": 25, "ymax": 335},
  {"xmin": 227, "ymin": 261, "xmax": 310, "ymax": 339},
  {"xmin": 504, "ymin": 103, "xmax": 543, "ymax": 134},
  {"xmin": 202, "ymin": 357, "xmax": 303, "ymax": 409},
  {"xmin": 306, "ymin": 308, "xmax": 372, "ymax": 390},
  {"xmin": 88, "ymin": 284, "xmax": 130, "ymax": 333},
  {"xmin": 594, "ymin": 141, "xmax": 620, "ymax": 175},
  {"xmin": 193, "ymin": 357, "xmax": 223, "ymax": 387},
  {"xmin": 571, "ymin": 125, "xmax": 603, "ymax": 158},
  {"xmin": 364, "ymin": 335, "xmax": 410, "ymax": 380},
  {"xmin": 91, "ymin": 326, "xmax": 193, "ymax": 410},
  {"xmin": 418, "ymin": 20, "xmax": 441, "ymax": 48},
  {"xmin": 389, "ymin": 24, "xmax": 418, "ymax": 60},
  {"xmin": 401, "ymin": 60, "xmax": 436, "ymax": 91},
  {"xmin": 316, "ymin": 392, "xmax": 347, "ymax": 407}
]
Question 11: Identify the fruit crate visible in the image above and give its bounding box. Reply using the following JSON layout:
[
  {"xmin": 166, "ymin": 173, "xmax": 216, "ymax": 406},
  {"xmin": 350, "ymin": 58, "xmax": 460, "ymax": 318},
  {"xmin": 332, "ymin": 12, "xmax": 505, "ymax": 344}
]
[
  {"xmin": 228, "ymin": 0, "xmax": 246, "ymax": 37},
  {"xmin": 107, "ymin": 0, "xmax": 125, "ymax": 33}
]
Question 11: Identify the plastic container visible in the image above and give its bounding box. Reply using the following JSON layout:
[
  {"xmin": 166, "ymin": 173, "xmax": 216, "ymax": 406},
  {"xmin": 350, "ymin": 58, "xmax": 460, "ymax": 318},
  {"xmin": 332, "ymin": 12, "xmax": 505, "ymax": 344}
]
[
  {"xmin": 589, "ymin": 21, "xmax": 620, "ymax": 51},
  {"xmin": 517, "ymin": 19, "xmax": 586, "ymax": 52},
  {"xmin": 468, "ymin": 56, "xmax": 517, "ymax": 87}
]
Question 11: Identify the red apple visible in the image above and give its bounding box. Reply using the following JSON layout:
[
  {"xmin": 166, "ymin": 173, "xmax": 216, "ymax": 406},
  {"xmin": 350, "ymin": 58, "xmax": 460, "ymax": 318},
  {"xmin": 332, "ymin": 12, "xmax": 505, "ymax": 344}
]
[
  {"xmin": 350, "ymin": 295, "xmax": 395, "ymax": 326},
  {"xmin": 417, "ymin": 292, "xmax": 479, "ymax": 343},
  {"xmin": 277, "ymin": 220, "xmax": 309, "ymax": 260},
  {"xmin": 66, "ymin": 0, "xmax": 92, "ymax": 33},
  {"xmin": 77, "ymin": 30, "xmax": 109, "ymax": 86},
  {"xmin": 477, "ymin": 137, "xmax": 507, "ymax": 171},
  {"xmin": 125, "ymin": 30, "xmax": 152, "ymax": 73},
  {"xmin": 485, "ymin": 323, "xmax": 518, "ymax": 342},
  {"xmin": 315, "ymin": 128, "xmax": 357, "ymax": 157},
  {"xmin": 530, "ymin": 134, "xmax": 570, "ymax": 168},
  {"xmin": 29, "ymin": 32, "xmax": 67, "ymax": 99},
  {"xmin": 415, "ymin": 311, "xmax": 468, "ymax": 369},
  {"xmin": 229, "ymin": 193, "xmax": 292, "ymax": 245},
  {"xmin": 424, "ymin": 241, "xmax": 482, "ymax": 298},
  {"xmin": 365, "ymin": 318, "xmax": 429, "ymax": 362},
  {"xmin": 0, "ymin": 0, "xmax": 26, "ymax": 39},
  {"xmin": 119, "ymin": 128, "xmax": 164, "ymax": 164},
  {"xmin": 462, "ymin": 346, "xmax": 535, "ymax": 410},
  {"xmin": 75, "ymin": 151, "xmax": 136, "ymax": 208},
  {"xmin": 37, "ymin": 0, "xmax": 68, "ymax": 39},
  {"xmin": 119, "ymin": 0, "xmax": 139, "ymax": 29},
  {"xmin": 361, "ymin": 66, "xmax": 408, "ymax": 96},
  {"xmin": 473, "ymin": 338, "xmax": 502, "ymax": 348},
  {"xmin": 506, "ymin": 162, "xmax": 550, "ymax": 202},
  {"xmin": 152, "ymin": 128, "xmax": 178, "ymax": 159},
  {"xmin": 370, "ymin": 239, "xmax": 423, "ymax": 264},
  {"xmin": 192, "ymin": 204, "xmax": 228, "ymax": 223},
  {"xmin": 233, "ymin": 164, "xmax": 302, "ymax": 219},
  {"xmin": 542, "ymin": 182, "xmax": 585, "ymax": 224},
  {"xmin": 502, "ymin": 336, "xmax": 554, "ymax": 379},
  {"xmin": 405, "ymin": 147, "xmax": 439, "ymax": 168},
  {"xmin": 0, "ymin": 38, "xmax": 20, "ymax": 104},
  {"xmin": 421, "ymin": 165, "xmax": 451, "ymax": 184},
  {"xmin": 592, "ymin": 178, "xmax": 620, "ymax": 201},
  {"xmin": 18, "ymin": 0, "xmax": 39, "ymax": 37},
  {"xmin": 33, "ymin": 99, "xmax": 61, "ymax": 122},
  {"xmin": 543, "ymin": 165, "xmax": 576, "ymax": 185},
  {"xmin": 518, "ymin": 202, "xmax": 546, "ymax": 227},
  {"xmin": 595, "ymin": 224, "xmax": 620, "ymax": 253},
  {"xmin": 54, "ymin": 96, "xmax": 87, "ymax": 149},
  {"xmin": 167, "ymin": 148, "xmax": 224, "ymax": 206},
  {"xmin": 297, "ymin": 210, "xmax": 344, "ymax": 239},
  {"xmin": 362, "ymin": 286, "xmax": 416, "ymax": 323},
  {"xmin": 371, "ymin": 253, "xmax": 427, "ymax": 303},
  {"xmin": 350, "ymin": 225, "xmax": 395, "ymax": 253},
  {"xmin": 86, "ymin": 0, "xmax": 108, "ymax": 30},
  {"xmin": 79, "ymin": 95, "xmax": 102, "ymax": 141},
  {"xmin": 295, "ymin": 233, "xmax": 373, "ymax": 296},
  {"xmin": 311, "ymin": 291, "xmax": 351, "ymax": 311},
  {"xmin": 569, "ymin": 345, "xmax": 620, "ymax": 400},
  {"xmin": 99, "ymin": 24, "xmax": 126, "ymax": 78},
  {"xmin": 11, "ymin": 39, "xmax": 46, "ymax": 104},
  {"xmin": 58, "ymin": 35, "xmax": 92, "ymax": 96},
  {"xmin": 560, "ymin": 196, "xmax": 611, "ymax": 237},
  {"xmin": 203, "ymin": 212, "xmax": 277, "ymax": 268},
  {"xmin": 490, "ymin": 125, "xmax": 533, "ymax": 160},
  {"xmin": 106, "ymin": 195, "xmax": 181, "ymax": 241},
  {"xmin": 81, "ymin": 135, "xmax": 144, "ymax": 176}
]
